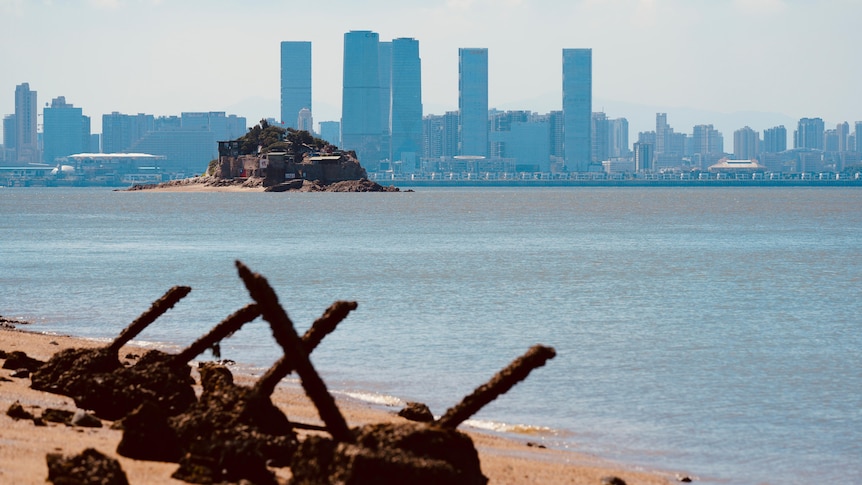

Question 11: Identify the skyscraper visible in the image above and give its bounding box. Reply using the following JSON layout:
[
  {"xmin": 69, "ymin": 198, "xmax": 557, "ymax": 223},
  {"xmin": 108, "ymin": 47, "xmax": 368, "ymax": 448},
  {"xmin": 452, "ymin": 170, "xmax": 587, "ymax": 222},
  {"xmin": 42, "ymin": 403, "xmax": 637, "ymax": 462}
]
[
  {"xmin": 608, "ymin": 117, "xmax": 629, "ymax": 158},
  {"xmin": 562, "ymin": 49, "xmax": 591, "ymax": 172},
  {"xmin": 458, "ymin": 48, "xmax": 488, "ymax": 157},
  {"xmin": 733, "ymin": 126, "xmax": 759, "ymax": 160},
  {"xmin": 14, "ymin": 83, "xmax": 38, "ymax": 164},
  {"xmin": 794, "ymin": 117, "xmax": 824, "ymax": 150},
  {"xmin": 318, "ymin": 121, "xmax": 340, "ymax": 147},
  {"xmin": 342, "ymin": 30, "xmax": 383, "ymax": 169},
  {"xmin": 102, "ymin": 112, "xmax": 154, "ymax": 153},
  {"xmin": 836, "ymin": 122, "xmax": 850, "ymax": 152},
  {"xmin": 280, "ymin": 41, "xmax": 312, "ymax": 130},
  {"xmin": 42, "ymin": 96, "xmax": 90, "ymax": 164},
  {"xmin": 390, "ymin": 38, "xmax": 423, "ymax": 172},
  {"xmin": 762, "ymin": 125, "xmax": 787, "ymax": 153},
  {"xmin": 591, "ymin": 112, "xmax": 609, "ymax": 163},
  {"xmin": 377, "ymin": 41, "xmax": 392, "ymax": 165}
]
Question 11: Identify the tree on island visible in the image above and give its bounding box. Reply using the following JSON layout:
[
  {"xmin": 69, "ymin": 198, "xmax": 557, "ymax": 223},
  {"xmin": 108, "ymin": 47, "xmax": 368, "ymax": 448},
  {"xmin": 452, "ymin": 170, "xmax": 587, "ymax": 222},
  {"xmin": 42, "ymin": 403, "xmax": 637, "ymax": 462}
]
[{"xmin": 237, "ymin": 119, "xmax": 334, "ymax": 155}]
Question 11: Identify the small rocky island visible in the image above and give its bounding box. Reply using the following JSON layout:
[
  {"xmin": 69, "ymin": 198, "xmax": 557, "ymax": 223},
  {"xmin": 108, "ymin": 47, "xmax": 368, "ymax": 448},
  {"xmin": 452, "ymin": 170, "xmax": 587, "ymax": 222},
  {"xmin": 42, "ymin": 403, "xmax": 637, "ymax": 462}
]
[{"xmin": 125, "ymin": 120, "xmax": 401, "ymax": 193}]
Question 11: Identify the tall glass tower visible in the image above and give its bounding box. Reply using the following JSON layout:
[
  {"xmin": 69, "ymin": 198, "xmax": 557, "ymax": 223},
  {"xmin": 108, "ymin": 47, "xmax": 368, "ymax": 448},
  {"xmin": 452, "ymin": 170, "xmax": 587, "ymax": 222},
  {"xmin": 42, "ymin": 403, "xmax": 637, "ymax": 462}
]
[
  {"xmin": 43, "ymin": 96, "xmax": 90, "ymax": 164},
  {"xmin": 377, "ymin": 41, "xmax": 392, "ymax": 167},
  {"xmin": 280, "ymin": 41, "xmax": 312, "ymax": 130},
  {"xmin": 14, "ymin": 82, "xmax": 38, "ymax": 164},
  {"xmin": 390, "ymin": 38, "xmax": 423, "ymax": 172},
  {"xmin": 562, "ymin": 48, "xmax": 592, "ymax": 172},
  {"xmin": 458, "ymin": 48, "xmax": 488, "ymax": 157},
  {"xmin": 342, "ymin": 30, "xmax": 383, "ymax": 170}
]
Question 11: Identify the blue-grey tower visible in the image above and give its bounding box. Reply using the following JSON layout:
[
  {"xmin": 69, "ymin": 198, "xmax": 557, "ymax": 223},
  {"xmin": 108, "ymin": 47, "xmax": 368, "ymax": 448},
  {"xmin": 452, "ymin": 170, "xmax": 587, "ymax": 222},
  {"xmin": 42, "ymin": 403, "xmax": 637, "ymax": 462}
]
[
  {"xmin": 390, "ymin": 38, "xmax": 423, "ymax": 172},
  {"xmin": 563, "ymin": 48, "xmax": 592, "ymax": 172},
  {"xmin": 15, "ymin": 82, "xmax": 38, "ymax": 164},
  {"xmin": 458, "ymin": 48, "xmax": 488, "ymax": 157},
  {"xmin": 43, "ymin": 96, "xmax": 91, "ymax": 164},
  {"xmin": 378, "ymin": 41, "xmax": 392, "ymax": 167},
  {"xmin": 342, "ymin": 30, "xmax": 383, "ymax": 170},
  {"xmin": 280, "ymin": 41, "xmax": 312, "ymax": 130}
]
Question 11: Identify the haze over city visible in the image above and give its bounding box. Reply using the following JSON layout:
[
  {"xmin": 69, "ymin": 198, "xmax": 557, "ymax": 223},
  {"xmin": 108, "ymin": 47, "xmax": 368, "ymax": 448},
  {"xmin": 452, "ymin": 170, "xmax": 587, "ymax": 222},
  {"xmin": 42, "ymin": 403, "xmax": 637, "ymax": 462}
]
[{"xmin": 2, "ymin": 0, "xmax": 860, "ymax": 140}]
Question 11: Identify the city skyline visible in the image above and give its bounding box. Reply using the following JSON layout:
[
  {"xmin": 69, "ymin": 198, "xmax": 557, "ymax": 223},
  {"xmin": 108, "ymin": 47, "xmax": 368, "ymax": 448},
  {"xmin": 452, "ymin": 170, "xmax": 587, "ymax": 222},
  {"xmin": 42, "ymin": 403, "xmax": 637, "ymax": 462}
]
[{"xmin": 2, "ymin": 0, "xmax": 861, "ymax": 142}]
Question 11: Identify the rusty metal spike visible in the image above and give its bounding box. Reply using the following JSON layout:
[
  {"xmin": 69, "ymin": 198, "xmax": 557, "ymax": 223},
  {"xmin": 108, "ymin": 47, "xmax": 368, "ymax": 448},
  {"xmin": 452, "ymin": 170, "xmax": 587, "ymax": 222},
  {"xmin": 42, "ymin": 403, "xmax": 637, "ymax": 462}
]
[
  {"xmin": 235, "ymin": 260, "xmax": 354, "ymax": 443},
  {"xmin": 172, "ymin": 303, "xmax": 260, "ymax": 366},
  {"xmin": 254, "ymin": 300, "xmax": 357, "ymax": 398},
  {"xmin": 107, "ymin": 286, "xmax": 191, "ymax": 355},
  {"xmin": 436, "ymin": 345, "xmax": 556, "ymax": 429}
]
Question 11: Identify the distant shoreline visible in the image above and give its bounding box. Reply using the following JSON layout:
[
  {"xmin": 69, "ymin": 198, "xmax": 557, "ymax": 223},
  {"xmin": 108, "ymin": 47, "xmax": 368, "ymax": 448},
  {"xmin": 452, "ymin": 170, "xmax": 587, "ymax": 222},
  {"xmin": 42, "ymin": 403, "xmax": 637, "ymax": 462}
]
[{"xmin": 387, "ymin": 178, "xmax": 862, "ymax": 188}]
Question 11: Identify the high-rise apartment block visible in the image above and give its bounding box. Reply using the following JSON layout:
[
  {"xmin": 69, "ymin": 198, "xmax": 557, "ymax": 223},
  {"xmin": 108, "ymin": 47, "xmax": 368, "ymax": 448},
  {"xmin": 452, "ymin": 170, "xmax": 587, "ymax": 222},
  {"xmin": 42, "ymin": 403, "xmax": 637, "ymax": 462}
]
[
  {"xmin": 733, "ymin": 126, "xmax": 759, "ymax": 160},
  {"xmin": 591, "ymin": 112, "xmax": 609, "ymax": 163},
  {"xmin": 794, "ymin": 118, "xmax": 824, "ymax": 150},
  {"xmin": 608, "ymin": 118, "xmax": 629, "ymax": 159},
  {"xmin": 342, "ymin": 31, "xmax": 384, "ymax": 169},
  {"xmin": 562, "ymin": 49, "xmax": 592, "ymax": 172},
  {"xmin": 390, "ymin": 38, "xmax": 423, "ymax": 172},
  {"xmin": 458, "ymin": 48, "xmax": 489, "ymax": 157},
  {"xmin": 762, "ymin": 126, "xmax": 787, "ymax": 153},
  {"xmin": 42, "ymin": 96, "xmax": 91, "ymax": 164},
  {"xmin": 297, "ymin": 108, "xmax": 313, "ymax": 133},
  {"xmin": 836, "ymin": 122, "xmax": 850, "ymax": 152},
  {"xmin": 280, "ymin": 41, "xmax": 312, "ymax": 130},
  {"xmin": 3, "ymin": 114, "xmax": 16, "ymax": 162},
  {"xmin": 318, "ymin": 121, "xmax": 340, "ymax": 147},
  {"xmin": 14, "ymin": 83, "xmax": 38, "ymax": 164}
]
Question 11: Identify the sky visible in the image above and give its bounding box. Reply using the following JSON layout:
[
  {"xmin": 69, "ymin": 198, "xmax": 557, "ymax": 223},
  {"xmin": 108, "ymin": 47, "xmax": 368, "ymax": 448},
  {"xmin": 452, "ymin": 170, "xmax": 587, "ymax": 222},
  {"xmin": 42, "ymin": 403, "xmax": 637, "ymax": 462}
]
[{"xmin": 2, "ymin": 0, "xmax": 861, "ymax": 144}]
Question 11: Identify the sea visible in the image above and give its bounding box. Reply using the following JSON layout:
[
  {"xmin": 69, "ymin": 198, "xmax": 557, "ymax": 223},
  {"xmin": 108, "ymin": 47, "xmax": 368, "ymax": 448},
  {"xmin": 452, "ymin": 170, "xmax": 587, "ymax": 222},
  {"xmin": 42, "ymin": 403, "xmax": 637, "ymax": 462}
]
[{"xmin": 1, "ymin": 186, "xmax": 860, "ymax": 484}]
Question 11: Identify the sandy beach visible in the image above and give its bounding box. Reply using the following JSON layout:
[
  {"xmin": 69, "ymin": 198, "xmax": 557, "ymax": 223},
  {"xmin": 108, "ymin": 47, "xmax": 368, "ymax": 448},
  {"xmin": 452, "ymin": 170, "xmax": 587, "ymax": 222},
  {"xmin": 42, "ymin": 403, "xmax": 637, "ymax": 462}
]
[{"xmin": 0, "ymin": 327, "xmax": 677, "ymax": 484}]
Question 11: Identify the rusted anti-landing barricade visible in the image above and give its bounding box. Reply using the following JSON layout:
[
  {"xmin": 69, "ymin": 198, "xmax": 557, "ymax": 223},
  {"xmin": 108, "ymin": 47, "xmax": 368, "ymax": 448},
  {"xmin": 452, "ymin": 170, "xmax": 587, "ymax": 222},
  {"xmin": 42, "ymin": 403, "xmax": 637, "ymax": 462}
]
[
  {"xmin": 31, "ymin": 286, "xmax": 192, "ymax": 396},
  {"xmin": 235, "ymin": 260, "xmax": 355, "ymax": 444},
  {"xmin": 73, "ymin": 302, "xmax": 262, "ymax": 421},
  {"xmin": 171, "ymin": 303, "xmax": 260, "ymax": 366},
  {"xmin": 436, "ymin": 344, "xmax": 556, "ymax": 429},
  {"xmin": 166, "ymin": 300, "xmax": 357, "ymax": 484},
  {"xmin": 107, "ymin": 285, "xmax": 192, "ymax": 355},
  {"xmin": 253, "ymin": 299, "xmax": 357, "ymax": 399},
  {"xmin": 290, "ymin": 345, "xmax": 555, "ymax": 484}
]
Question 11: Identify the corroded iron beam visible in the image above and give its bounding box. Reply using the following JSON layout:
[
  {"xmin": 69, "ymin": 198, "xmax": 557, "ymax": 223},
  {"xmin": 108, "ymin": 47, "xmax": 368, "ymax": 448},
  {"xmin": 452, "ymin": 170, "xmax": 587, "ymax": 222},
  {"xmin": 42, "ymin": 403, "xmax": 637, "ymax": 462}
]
[
  {"xmin": 108, "ymin": 286, "xmax": 191, "ymax": 354},
  {"xmin": 436, "ymin": 345, "xmax": 556, "ymax": 429},
  {"xmin": 172, "ymin": 303, "xmax": 260, "ymax": 366},
  {"xmin": 235, "ymin": 260, "xmax": 354, "ymax": 443},
  {"xmin": 254, "ymin": 300, "xmax": 357, "ymax": 398}
]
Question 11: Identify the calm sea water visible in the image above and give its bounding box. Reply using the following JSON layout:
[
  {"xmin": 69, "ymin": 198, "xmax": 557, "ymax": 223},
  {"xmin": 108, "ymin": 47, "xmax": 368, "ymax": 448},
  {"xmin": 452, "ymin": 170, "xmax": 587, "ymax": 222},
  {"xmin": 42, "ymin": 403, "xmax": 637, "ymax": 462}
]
[{"xmin": 1, "ymin": 186, "xmax": 860, "ymax": 484}]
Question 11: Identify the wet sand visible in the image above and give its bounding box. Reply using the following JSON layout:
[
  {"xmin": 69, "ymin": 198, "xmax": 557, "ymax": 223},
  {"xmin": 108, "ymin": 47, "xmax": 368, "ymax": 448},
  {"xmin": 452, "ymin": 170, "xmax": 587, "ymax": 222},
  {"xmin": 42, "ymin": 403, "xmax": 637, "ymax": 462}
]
[{"xmin": 0, "ymin": 327, "xmax": 676, "ymax": 484}]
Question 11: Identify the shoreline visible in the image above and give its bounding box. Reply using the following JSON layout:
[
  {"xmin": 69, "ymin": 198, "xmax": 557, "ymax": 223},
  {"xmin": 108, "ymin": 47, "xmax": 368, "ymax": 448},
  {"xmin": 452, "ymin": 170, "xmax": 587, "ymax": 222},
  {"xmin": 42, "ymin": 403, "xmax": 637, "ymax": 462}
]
[{"xmin": 0, "ymin": 326, "xmax": 680, "ymax": 484}]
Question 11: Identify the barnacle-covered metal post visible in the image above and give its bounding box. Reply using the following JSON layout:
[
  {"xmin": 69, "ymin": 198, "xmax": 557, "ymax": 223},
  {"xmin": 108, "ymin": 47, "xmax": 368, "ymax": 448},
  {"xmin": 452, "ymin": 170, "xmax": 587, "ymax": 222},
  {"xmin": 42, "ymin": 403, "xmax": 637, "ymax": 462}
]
[
  {"xmin": 254, "ymin": 300, "xmax": 357, "ymax": 398},
  {"xmin": 107, "ymin": 286, "xmax": 192, "ymax": 355},
  {"xmin": 31, "ymin": 286, "xmax": 192, "ymax": 396},
  {"xmin": 172, "ymin": 303, "xmax": 260, "ymax": 366},
  {"xmin": 235, "ymin": 260, "xmax": 354, "ymax": 444},
  {"xmin": 436, "ymin": 344, "xmax": 556, "ymax": 429},
  {"xmin": 74, "ymin": 303, "xmax": 261, "ymax": 421}
]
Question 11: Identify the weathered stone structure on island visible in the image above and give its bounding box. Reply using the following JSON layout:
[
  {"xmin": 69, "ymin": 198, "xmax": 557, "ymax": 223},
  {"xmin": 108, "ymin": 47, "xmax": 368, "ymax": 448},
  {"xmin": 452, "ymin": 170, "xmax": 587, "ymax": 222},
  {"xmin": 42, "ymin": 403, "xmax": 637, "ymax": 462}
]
[{"xmin": 217, "ymin": 140, "xmax": 367, "ymax": 188}]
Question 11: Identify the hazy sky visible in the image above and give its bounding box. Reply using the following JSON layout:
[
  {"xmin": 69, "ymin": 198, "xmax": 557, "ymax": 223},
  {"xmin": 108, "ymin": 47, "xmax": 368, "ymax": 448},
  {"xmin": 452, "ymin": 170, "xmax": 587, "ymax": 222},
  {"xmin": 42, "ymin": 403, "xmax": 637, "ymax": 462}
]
[{"xmin": 2, "ymin": 0, "xmax": 860, "ymax": 142}]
